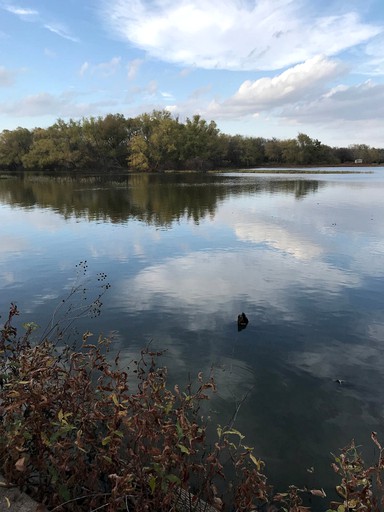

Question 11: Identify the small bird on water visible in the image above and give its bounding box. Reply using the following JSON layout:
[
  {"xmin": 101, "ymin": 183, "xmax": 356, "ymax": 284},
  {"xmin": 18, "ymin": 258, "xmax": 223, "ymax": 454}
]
[{"xmin": 237, "ymin": 312, "xmax": 249, "ymax": 331}]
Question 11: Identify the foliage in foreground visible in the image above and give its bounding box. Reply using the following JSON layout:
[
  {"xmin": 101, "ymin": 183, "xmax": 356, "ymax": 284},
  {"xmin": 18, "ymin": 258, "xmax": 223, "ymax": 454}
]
[{"xmin": 1, "ymin": 303, "xmax": 384, "ymax": 511}]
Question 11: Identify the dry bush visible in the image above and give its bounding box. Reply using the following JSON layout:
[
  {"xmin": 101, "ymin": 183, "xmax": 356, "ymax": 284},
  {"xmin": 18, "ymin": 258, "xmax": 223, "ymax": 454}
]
[{"xmin": 0, "ymin": 303, "xmax": 270, "ymax": 511}]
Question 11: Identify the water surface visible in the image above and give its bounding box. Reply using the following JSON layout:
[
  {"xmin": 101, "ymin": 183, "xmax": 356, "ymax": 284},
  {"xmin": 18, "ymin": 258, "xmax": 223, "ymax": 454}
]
[{"xmin": 1, "ymin": 168, "xmax": 384, "ymax": 506}]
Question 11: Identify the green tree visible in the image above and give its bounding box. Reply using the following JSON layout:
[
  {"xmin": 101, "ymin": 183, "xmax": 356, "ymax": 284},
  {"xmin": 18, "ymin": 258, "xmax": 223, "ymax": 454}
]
[
  {"xmin": 296, "ymin": 133, "xmax": 318, "ymax": 165},
  {"xmin": 280, "ymin": 138, "xmax": 299, "ymax": 164},
  {"xmin": 265, "ymin": 138, "xmax": 283, "ymax": 164},
  {"xmin": 179, "ymin": 115, "xmax": 220, "ymax": 170},
  {"xmin": 21, "ymin": 120, "xmax": 89, "ymax": 170},
  {"xmin": 128, "ymin": 134, "xmax": 150, "ymax": 171},
  {"xmin": 146, "ymin": 111, "xmax": 181, "ymax": 170},
  {"xmin": 21, "ymin": 127, "xmax": 64, "ymax": 170},
  {"xmin": 0, "ymin": 127, "xmax": 33, "ymax": 170},
  {"xmin": 82, "ymin": 114, "xmax": 131, "ymax": 169},
  {"xmin": 127, "ymin": 110, "xmax": 182, "ymax": 171}
]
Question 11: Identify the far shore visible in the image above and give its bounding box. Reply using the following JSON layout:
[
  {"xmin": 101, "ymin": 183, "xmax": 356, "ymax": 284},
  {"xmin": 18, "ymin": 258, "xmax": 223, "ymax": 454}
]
[{"xmin": 0, "ymin": 163, "xmax": 383, "ymax": 177}]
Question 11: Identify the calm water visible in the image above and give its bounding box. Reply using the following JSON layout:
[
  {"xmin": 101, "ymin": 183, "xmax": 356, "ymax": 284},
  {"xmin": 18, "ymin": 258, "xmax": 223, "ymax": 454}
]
[{"xmin": 1, "ymin": 168, "xmax": 384, "ymax": 506}]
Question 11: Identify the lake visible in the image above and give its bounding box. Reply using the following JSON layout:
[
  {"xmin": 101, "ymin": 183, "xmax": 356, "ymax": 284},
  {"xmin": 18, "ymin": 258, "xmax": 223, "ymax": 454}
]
[{"xmin": 1, "ymin": 168, "xmax": 384, "ymax": 506}]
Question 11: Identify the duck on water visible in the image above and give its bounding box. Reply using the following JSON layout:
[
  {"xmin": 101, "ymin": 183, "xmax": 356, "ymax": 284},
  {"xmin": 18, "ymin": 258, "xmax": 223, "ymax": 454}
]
[{"xmin": 237, "ymin": 312, "xmax": 249, "ymax": 331}]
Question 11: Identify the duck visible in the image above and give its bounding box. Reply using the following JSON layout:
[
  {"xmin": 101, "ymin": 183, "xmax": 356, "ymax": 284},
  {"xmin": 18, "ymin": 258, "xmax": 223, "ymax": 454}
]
[{"xmin": 237, "ymin": 312, "xmax": 249, "ymax": 331}]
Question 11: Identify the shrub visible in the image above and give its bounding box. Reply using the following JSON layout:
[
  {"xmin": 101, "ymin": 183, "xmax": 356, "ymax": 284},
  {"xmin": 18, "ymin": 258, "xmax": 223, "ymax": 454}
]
[
  {"xmin": 1, "ymin": 298, "xmax": 383, "ymax": 511},
  {"xmin": 0, "ymin": 303, "xmax": 271, "ymax": 511}
]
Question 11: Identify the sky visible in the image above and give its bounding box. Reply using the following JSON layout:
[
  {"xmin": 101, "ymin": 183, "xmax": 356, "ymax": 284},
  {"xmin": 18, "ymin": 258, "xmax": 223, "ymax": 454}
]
[{"xmin": 0, "ymin": 0, "xmax": 383, "ymax": 147}]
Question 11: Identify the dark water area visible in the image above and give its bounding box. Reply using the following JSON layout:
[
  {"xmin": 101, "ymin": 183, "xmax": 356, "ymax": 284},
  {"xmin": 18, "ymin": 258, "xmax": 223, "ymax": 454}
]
[{"xmin": 1, "ymin": 168, "xmax": 384, "ymax": 508}]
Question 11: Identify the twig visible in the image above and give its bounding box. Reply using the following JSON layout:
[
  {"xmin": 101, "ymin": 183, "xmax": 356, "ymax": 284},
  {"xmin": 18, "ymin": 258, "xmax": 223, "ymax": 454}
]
[
  {"xmin": 50, "ymin": 493, "xmax": 110, "ymax": 511},
  {"xmin": 225, "ymin": 385, "xmax": 255, "ymax": 430}
]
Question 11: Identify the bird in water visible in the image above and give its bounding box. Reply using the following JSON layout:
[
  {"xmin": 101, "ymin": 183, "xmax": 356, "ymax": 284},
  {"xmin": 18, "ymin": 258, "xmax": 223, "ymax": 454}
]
[{"xmin": 237, "ymin": 312, "xmax": 249, "ymax": 331}]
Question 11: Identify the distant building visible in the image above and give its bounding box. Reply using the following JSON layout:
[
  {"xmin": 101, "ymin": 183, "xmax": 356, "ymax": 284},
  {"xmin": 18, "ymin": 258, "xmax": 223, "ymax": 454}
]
[{"xmin": 355, "ymin": 158, "xmax": 363, "ymax": 164}]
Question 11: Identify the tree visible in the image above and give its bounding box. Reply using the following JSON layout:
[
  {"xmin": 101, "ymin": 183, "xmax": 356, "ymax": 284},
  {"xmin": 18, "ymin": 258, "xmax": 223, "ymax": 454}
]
[
  {"xmin": 179, "ymin": 115, "xmax": 221, "ymax": 170},
  {"xmin": 20, "ymin": 120, "xmax": 91, "ymax": 170},
  {"xmin": 82, "ymin": 114, "xmax": 131, "ymax": 169},
  {"xmin": 21, "ymin": 127, "xmax": 64, "ymax": 170},
  {"xmin": 0, "ymin": 127, "xmax": 33, "ymax": 170},
  {"xmin": 128, "ymin": 134, "xmax": 150, "ymax": 171},
  {"xmin": 333, "ymin": 146, "xmax": 354, "ymax": 163},
  {"xmin": 265, "ymin": 138, "xmax": 283, "ymax": 164},
  {"xmin": 280, "ymin": 138, "xmax": 299, "ymax": 164}
]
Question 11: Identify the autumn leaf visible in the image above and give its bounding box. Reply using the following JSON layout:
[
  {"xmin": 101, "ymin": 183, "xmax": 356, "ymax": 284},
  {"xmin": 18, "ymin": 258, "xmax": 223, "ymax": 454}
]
[
  {"xmin": 310, "ymin": 488, "xmax": 326, "ymax": 498},
  {"xmin": 371, "ymin": 431, "xmax": 382, "ymax": 450},
  {"xmin": 15, "ymin": 457, "xmax": 26, "ymax": 472},
  {"xmin": 111, "ymin": 393, "xmax": 119, "ymax": 407},
  {"xmin": 249, "ymin": 453, "xmax": 262, "ymax": 470}
]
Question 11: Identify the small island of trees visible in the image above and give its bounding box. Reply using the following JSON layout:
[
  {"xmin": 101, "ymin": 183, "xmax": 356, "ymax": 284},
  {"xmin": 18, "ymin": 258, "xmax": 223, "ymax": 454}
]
[{"xmin": 0, "ymin": 110, "xmax": 383, "ymax": 172}]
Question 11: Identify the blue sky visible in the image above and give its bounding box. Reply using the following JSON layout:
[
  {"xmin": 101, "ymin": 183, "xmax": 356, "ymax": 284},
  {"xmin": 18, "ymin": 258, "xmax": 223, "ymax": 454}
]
[{"xmin": 0, "ymin": 0, "xmax": 383, "ymax": 147}]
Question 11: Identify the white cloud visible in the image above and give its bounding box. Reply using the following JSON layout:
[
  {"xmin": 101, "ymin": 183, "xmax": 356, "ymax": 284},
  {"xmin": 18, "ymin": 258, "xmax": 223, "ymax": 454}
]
[
  {"xmin": 1, "ymin": 3, "xmax": 79, "ymax": 41},
  {"xmin": 79, "ymin": 62, "xmax": 90, "ymax": 77},
  {"xmin": 146, "ymin": 79, "xmax": 158, "ymax": 95},
  {"xmin": 0, "ymin": 90, "xmax": 115, "ymax": 119},
  {"xmin": 102, "ymin": 0, "xmax": 381, "ymax": 71},
  {"xmin": 94, "ymin": 56, "xmax": 121, "ymax": 76},
  {"xmin": 43, "ymin": 22, "xmax": 79, "ymax": 42},
  {"xmin": 164, "ymin": 105, "xmax": 177, "ymax": 114},
  {"xmin": 235, "ymin": 221, "xmax": 322, "ymax": 261},
  {"xmin": 79, "ymin": 57, "xmax": 121, "ymax": 78},
  {"xmin": 127, "ymin": 58, "xmax": 143, "ymax": 80},
  {"xmin": 0, "ymin": 91, "xmax": 74, "ymax": 116},
  {"xmin": 207, "ymin": 55, "xmax": 345, "ymax": 118},
  {"xmin": 160, "ymin": 91, "xmax": 173, "ymax": 99},
  {"xmin": 282, "ymin": 80, "xmax": 384, "ymax": 122},
  {"xmin": 359, "ymin": 34, "xmax": 384, "ymax": 76},
  {"xmin": 2, "ymin": 4, "xmax": 38, "ymax": 18}
]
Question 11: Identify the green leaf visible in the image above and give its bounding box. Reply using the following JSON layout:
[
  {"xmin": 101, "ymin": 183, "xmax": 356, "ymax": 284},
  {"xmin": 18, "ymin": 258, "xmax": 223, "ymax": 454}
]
[
  {"xmin": 176, "ymin": 421, "xmax": 183, "ymax": 439},
  {"xmin": 149, "ymin": 476, "xmax": 156, "ymax": 494},
  {"xmin": 223, "ymin": 428, "xmax": 245, "ymax": 440},
  {"xmin": 102, "ymin": 436, "xmax": 111, "ymax": 446},
  {"xmin": 58, "ymin": 484, "xmax": 71, "ymax": 502},
  {"xmin": 47, "ymin": 465, "xmax": 59, "ymax": 485},
  {"xmin": 177, "ymin": 444, "xmax": 190, "ymax": 455},
  {"xmin": 166, "ymin": 474, "xmax": 181, "ymax": 485}
]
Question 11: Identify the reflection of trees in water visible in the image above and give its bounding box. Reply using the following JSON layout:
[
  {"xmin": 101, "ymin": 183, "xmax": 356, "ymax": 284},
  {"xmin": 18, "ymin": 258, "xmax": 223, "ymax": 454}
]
[
  {"xmin": 0, "ymin": 173, "xmax": 323, "ymax": 225},
  {"xmin": 267, "ymin": 179, "xmax": 322, "ymax": 199}
]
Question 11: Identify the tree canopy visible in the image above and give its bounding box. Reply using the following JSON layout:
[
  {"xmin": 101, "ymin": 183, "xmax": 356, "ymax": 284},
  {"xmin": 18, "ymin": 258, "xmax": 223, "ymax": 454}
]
[{"xmin": 0, "ymin": 111, "xmax": 383, "ymax": 172}]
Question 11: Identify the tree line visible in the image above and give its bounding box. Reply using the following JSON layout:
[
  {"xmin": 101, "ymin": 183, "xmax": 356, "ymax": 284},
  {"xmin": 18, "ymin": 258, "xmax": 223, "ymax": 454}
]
[{"xmin": 0, "ymin": 110, "xmax": 383, "ymax": 172}]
